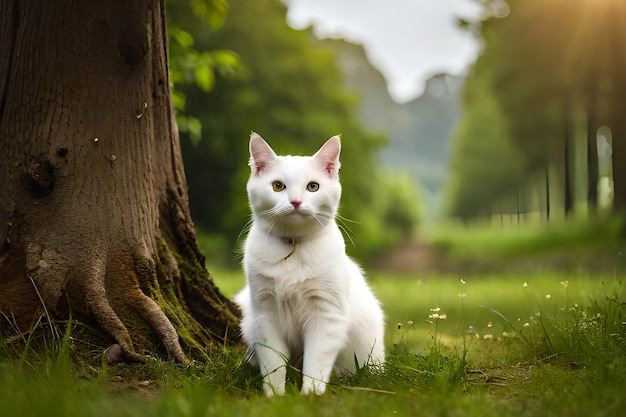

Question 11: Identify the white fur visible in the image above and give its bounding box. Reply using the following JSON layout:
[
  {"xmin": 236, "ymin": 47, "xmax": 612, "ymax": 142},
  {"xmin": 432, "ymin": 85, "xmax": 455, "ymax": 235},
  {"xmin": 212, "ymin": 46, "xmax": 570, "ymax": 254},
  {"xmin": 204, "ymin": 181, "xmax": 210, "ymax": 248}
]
[{"xmin": 235, "ymin": 133, "xmax": 385, "ymax": 397}]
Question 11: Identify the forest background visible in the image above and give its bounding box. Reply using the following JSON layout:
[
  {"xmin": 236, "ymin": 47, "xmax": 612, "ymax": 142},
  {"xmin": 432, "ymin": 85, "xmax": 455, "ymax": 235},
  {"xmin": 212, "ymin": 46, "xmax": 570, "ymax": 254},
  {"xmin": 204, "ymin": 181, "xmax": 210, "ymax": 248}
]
[{"xmin": 170, "ymin": 0, "xmax": 625, "ymax": 269}]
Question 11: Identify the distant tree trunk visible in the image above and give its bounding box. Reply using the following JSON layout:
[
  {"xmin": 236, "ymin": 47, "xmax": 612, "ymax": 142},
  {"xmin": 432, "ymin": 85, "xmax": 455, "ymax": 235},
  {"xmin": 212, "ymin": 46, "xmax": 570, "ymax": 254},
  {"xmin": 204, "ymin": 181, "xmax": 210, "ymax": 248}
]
[
  {"xmin": 612, "ymin": 121, "xmax": 626, "ymax": 216},
  {"xmin": 545, "ymin": 163, "xmax": 551, "ymax": 222},
  {"xmin": 586, "ymin": 111, "xmax": 599, "ymax": 213},
  {"xmin": 607, "ymin": 0, "xmax": 626, "ymax": 221},
  {"xmin": 563, "ymin": 104, "xmax": 574, "ymax": 217},
  {"xmin": 0, "ymin": 0, "xmax": 240, "ymax": 361},
  {"xmin": 609, "ymin": 74, "xmax": 626, "ymax": 217}
]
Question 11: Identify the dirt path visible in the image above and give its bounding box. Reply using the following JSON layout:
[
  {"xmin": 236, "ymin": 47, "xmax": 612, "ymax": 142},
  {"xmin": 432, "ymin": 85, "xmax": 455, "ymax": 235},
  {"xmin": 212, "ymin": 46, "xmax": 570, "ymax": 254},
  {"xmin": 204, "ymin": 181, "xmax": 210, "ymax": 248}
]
[
  {"xmin": 375, "ymin": 240, "xmax": 626, "ymax": 274},
  {"xmin": 374, "ymin": 241, "xmax": 441, "ymax": 272}
]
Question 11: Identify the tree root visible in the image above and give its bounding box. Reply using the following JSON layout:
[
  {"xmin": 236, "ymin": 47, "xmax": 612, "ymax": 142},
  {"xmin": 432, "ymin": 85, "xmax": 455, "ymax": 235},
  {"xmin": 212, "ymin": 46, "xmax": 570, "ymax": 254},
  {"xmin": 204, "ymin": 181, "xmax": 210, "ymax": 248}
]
[
  {"xmin": 21, "ymin": 245, "xmax": 190, "ymax": 364},
  {"xmin": 129, "ymin": 291, "xmax": 189, "ymax": 364}
]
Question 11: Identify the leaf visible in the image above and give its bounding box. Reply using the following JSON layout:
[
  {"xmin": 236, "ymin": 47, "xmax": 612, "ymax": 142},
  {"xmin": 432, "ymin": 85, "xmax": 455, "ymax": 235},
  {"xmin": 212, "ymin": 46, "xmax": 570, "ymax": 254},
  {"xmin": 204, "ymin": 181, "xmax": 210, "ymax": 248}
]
[
  {"xmin": 191, "ymin": 0, "xmax": 228, "ymax": 29},
  {"xmin": 170, "ymin": 26, "xmax": 194, "ymax": 49},
  {"xmin": 194, "ymin": 66, "xmax": 215, "ymax": 92},
  {"xmin": 171, "ymin": 90, "xmax": 186, "ymax": 113}
]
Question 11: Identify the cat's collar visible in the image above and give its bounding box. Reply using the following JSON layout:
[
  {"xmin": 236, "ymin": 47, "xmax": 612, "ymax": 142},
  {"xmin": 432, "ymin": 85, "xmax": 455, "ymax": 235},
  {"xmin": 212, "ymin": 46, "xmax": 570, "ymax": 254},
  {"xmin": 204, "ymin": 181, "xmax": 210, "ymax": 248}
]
[
  {"xmin": 281, "ymin": 236, "xmax": 299, "ymax": 245},
  {"xmin": 280, "ymin": 236, "xmax": 298, "ymax": 260}
]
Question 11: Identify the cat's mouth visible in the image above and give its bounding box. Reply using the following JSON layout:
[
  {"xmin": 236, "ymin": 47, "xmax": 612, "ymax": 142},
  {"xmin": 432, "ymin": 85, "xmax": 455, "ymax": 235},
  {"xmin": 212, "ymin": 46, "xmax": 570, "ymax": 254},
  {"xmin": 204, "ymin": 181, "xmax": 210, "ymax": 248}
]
[
  {"xmin": 288, "ymin": 209, "xmax": 309, "ymax": 218},
  {"xmin": 285, "ymin": 207, "xmax": 313, "ymax": 221}
]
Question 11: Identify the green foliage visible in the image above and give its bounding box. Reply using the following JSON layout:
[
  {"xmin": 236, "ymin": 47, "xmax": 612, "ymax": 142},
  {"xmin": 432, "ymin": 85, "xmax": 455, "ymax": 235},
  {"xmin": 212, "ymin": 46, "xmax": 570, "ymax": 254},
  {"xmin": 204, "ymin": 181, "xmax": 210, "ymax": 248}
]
[
  {"xmin": 426, "ymin": 216, "xmax": 623, "ymax": 261},
  {"xmin": 445, "ymin": 68, "xmax": 529, "ymax": 219},
  {"xmin": 167, "ymin": 0, "xmax": 242, "ymax": 146},
  {"xmin": 355, "ymin": 170, "xmax": 422, "ymax": 257},
  {"xmin": 167, "ymin": 0, "xmax": 417, "ymax": 264}
]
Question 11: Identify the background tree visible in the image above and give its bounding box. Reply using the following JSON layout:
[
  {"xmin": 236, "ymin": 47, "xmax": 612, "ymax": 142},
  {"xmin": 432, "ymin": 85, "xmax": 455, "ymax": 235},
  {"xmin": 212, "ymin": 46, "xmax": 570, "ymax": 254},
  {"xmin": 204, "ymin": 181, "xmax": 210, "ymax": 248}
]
[
  {"xmin": 602, "ymin": 0, "xmax": 626, "ymax": 213},
  {"xmin": 170, "ymin": 0, "xmax": 421, "ymax": 262},
  {"xmin": 0, "ymin": 0, "xmax": 239, "ymax": 361},
  {"xmin": 447, "ymin": 0, "xmax": 626, "ymax": 222},
  {"xmin": 445, "ymin": 66, "xmax": 528, "ymax": 220}
]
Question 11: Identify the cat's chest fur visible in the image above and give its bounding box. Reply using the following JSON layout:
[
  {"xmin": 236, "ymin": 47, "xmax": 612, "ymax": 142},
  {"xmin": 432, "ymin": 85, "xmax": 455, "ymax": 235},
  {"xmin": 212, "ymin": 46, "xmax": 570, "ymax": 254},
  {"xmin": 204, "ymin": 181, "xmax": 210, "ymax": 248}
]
[{"xmin": 244, "ymin": 223, "xmax": 348, "ymax": 299}]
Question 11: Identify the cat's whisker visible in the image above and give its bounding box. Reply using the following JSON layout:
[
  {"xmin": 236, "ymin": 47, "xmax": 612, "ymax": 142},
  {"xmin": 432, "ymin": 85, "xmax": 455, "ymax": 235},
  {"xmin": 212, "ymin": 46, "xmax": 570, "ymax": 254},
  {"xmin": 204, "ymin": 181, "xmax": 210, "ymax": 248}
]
[
  {"xmin": 263, "ymin": 216, "xmax": 281, "ymax": 241},
  {"xmin": 311, "ymin": 215, "xmax": 325, "ymax": 228},
  {"xmin": 338, "ymin": 223, "xmax": 356, "ymax": 248},
  {"xmin": 276, "ymin": 206, "xmax": 295, "ymax": 217},
  {"xmin": 335, "ymin": 213, "xmax": 359, "ymax": 226},
  {"xmin": 263, "ymin": 206, "xmax": 300, "ymax": 239},
  {"xmin": 258, "ymin": 207, "xmax": 279, "ymax": 219},
  {"xmin": 236, "ymin": 216, "xmax": 255, "ymax": 244},
  {"xmin": 335, "ymin": 214, "xmax": 358, "ymax": 248},
  {"xmin": 234, "ymin": 216, "xmax": 258, "ymax": 261},
  {"xmin": 255, "ymin": 208, "xmax": 285, "ymax": 242},
  {"xmin": 311, "ymin": 213, "xmax": 331, "ymax": 229}
]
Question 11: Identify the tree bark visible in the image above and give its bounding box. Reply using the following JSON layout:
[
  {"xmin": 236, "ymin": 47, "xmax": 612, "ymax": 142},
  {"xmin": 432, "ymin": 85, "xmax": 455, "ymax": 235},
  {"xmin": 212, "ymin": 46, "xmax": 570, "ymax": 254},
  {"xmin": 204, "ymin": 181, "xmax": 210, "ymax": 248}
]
[{"xmin": 0, "ymin": 0, "xmax": 240, "ymax": 361}]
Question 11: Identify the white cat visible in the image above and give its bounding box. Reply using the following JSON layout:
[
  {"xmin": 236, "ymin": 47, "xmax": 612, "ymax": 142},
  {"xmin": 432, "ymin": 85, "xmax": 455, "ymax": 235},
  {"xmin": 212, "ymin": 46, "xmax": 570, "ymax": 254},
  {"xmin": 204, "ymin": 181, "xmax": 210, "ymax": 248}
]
[{"xmin": 235, "ymin": 132, "xmax": 385, "ymax": 397}]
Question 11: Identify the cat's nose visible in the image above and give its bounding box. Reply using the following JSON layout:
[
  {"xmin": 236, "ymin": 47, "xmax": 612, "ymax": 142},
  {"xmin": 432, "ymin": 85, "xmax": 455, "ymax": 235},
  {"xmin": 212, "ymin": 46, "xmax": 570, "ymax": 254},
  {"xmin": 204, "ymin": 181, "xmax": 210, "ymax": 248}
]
[{"xmin": 290, "ymin": 200, "xmax": 301, "ymax": 210}]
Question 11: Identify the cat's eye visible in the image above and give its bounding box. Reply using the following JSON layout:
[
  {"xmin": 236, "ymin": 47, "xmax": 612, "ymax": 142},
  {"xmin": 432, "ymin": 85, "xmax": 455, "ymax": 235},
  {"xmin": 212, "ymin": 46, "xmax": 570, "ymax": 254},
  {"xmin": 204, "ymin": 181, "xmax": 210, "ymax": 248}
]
[
  {"xmin": 307, "ymin": 182, "xmax": 320, "ymax": 192},
  {"xmin": 272, "ymin": 181, "xmax": 285, "ymax": 192}
]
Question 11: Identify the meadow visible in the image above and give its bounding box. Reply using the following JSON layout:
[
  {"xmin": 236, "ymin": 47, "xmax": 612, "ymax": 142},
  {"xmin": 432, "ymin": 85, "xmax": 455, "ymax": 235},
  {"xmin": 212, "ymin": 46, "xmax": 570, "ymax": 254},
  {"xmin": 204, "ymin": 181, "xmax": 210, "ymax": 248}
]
[{"xmin": 1, "ymin": 222, "xmax": 625, "ymax": 417}]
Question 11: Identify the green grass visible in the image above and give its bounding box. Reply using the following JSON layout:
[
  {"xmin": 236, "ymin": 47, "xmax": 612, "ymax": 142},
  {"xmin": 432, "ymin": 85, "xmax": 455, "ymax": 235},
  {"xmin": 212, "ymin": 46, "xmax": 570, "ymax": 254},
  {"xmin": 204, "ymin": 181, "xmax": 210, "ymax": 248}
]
[
  {"xmin": 2, "ymin": 265, "xmax": 625, "ymax": 416},
  {"xmin": 425, "ymin": 216, "xmax": 624, "ymax": 260},
  {"xmin": 3, "ymin": 216, "xmax": 626, "ymax": 415}
]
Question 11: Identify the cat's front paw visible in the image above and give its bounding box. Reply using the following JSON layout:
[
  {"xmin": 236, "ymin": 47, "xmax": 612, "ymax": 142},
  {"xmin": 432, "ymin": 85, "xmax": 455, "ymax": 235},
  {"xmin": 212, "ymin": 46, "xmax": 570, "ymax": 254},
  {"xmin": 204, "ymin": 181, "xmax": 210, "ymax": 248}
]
[
  {"xmin": 263, "ymin": 372, "xmax": 286, "ymax": 397},
  {"xmin": 263, "ymin": 382, "xmax": 285, "ymax": 397},
  {"xmin": 301, "ymin": 375, "xmax": 326, "ymax": 396}
]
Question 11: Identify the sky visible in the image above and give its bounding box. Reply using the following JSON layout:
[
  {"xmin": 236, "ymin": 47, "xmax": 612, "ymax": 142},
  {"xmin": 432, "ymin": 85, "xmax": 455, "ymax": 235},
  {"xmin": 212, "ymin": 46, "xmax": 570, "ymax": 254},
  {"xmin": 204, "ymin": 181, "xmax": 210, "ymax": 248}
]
[{"xmin": 285, "ymin": 0, "xmax": 483, "ymax": 103}]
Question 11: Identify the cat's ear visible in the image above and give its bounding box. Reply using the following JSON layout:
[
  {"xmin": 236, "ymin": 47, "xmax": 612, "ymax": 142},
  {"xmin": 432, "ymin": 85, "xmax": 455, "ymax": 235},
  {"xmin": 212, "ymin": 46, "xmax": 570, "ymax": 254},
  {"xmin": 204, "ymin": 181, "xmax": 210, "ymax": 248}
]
[
  {"xmin": 313, "ymin": 135, "xmax": 341, "ymax": 178},
  {"xmin": 249, "ymin": 132, "xmax": 277, "ymax": 175}
]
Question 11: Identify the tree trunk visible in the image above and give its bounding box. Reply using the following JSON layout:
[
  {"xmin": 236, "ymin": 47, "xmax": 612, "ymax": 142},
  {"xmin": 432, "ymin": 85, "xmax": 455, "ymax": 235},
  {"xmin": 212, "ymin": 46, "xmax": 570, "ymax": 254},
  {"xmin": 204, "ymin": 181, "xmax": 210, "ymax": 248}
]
[
  {"xmin": 607, "ymin": 0, "xmax": 626, "ymax": 220},
  {"xmin": 586, "ymin": 110, "xmax": 599, "ymax": 213},
  {"xmin": 562, "ymin": 103, "xmax": 574, "ymax": 217},
  {"xmin": 545, "ymin": 162, "xmax": 551, "ymax": 222},
  {"xmin": 612, "ymin": 120, "xmax": 626, "ymax": 215},
  {"xmin": 0, "ymin": 0, "xmax": 240, "ymax": 362}
]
